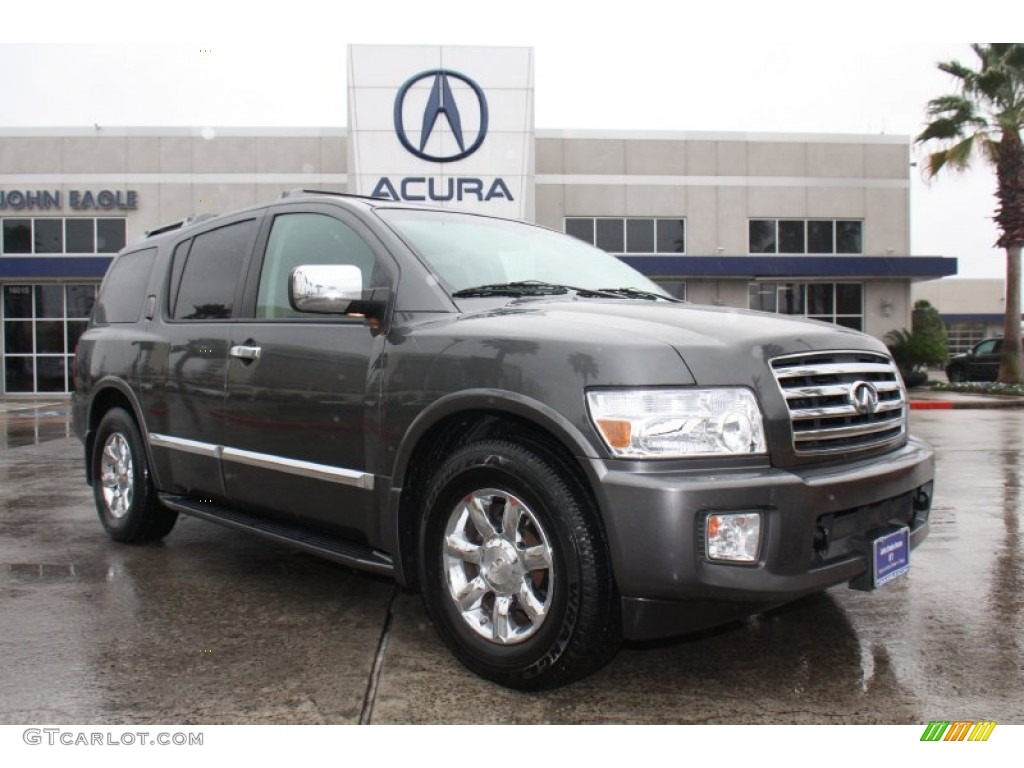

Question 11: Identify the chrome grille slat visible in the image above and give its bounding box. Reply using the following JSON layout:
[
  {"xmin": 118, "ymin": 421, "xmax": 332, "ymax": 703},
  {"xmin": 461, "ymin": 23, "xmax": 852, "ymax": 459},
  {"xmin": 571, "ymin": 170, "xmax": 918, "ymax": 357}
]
[
  {"xmin": 783, "ymin": 381, "xmax": 903, "ymax": 399},
  {"xmin": 773, "ymin": 362, "xmax": 896, "ymax": 379},
  {"xmin": 771, "ymin": 351, "xmax": 907, "ymax": 454},
  {"xmin": 794, "ymin": 419, "xmax": 903, "ymax": 442},
  {"xmin": 790, "ymin": 399, "xmax": 905, "ymax": 420}
]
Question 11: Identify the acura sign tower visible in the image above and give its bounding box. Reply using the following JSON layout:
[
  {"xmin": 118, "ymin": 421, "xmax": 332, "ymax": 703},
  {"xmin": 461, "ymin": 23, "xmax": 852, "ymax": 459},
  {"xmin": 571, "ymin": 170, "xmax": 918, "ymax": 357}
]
[{"xmin": 347, "ymin": 45, "xmax": 535, "ymax": 220}]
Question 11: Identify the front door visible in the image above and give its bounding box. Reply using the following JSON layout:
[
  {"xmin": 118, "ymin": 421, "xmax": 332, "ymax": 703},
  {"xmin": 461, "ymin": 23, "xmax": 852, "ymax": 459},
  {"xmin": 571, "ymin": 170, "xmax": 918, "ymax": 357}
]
[{"xmin": 220, "ymin": 206, "xmax": 394, "ymax": 543}]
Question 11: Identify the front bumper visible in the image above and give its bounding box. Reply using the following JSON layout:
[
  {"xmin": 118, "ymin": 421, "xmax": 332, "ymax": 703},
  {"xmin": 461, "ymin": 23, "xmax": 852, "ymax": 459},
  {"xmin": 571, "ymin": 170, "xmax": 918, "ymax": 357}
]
[{"xmin": 587, "ymin": 436, "xmax": 934, "ymax": 640}]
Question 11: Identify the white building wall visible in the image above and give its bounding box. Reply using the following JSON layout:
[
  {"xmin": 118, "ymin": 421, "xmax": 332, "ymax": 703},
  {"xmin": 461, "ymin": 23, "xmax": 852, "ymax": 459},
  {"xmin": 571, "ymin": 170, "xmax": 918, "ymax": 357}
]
[{"xmin": 0, "ymin": 126, "xmax": 938, "ymax": 347}]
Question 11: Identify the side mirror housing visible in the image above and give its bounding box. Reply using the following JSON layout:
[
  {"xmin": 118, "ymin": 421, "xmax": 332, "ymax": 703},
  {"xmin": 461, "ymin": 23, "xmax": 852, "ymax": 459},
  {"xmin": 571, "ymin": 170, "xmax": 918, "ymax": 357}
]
[{"xmin": 289, "ymin": 265, "xmax": 387, "ymax": 324}]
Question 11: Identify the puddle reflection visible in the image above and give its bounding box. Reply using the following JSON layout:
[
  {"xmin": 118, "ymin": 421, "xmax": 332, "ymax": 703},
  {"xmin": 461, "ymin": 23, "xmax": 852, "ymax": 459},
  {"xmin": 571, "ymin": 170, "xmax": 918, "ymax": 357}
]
[{"xmin": 0, "ymin": 402, "xmax": 73, "ymax": 449}]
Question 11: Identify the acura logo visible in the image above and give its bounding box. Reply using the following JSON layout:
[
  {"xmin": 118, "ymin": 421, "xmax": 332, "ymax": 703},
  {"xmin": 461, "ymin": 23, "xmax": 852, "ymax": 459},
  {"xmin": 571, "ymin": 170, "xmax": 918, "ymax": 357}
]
[
  {"xmin": 393, "ymin": 69, "xmax": 489, "ymax": 163},
  {"xmin": 850, "ymin": 381, "xmax": 880, "ymax": 415}
]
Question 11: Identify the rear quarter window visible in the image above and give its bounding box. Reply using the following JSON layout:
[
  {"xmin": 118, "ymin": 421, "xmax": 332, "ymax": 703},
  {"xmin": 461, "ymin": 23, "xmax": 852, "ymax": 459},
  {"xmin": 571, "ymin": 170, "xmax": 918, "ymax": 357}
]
[{"xmin": 93, "ymin": 248, "xmax": 157, "ymax": 324}]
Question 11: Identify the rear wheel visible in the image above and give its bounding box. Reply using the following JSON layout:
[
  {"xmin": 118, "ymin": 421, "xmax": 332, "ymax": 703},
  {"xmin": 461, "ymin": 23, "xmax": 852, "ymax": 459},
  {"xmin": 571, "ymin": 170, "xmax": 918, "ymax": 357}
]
[
  {"xmin": 92, "ymin": 408, "xmax": 177, "ymax": 543},
  {"xmin": 419, "ymin": 439, "xmax": 620, "ymax": 690}
]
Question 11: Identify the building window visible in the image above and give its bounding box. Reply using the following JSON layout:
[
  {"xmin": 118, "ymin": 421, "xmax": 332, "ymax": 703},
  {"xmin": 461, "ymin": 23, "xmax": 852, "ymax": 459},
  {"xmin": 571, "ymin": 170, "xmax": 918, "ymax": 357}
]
[
  {"xmin": 2, "ymin": 283, "xmax": 97, "ymax": 394},
  {"xmin": 2, "ymin": 220, "xmax": 31, "ymax": 254},
  {"xmin": 748, "ymin": 282, "xmax": 863, "ymax": 330},
  {"xmin": 565, "ymin": 217, "xmax": 686, "ymax": 254},
  {"xmin": 749, "ymin": 220, "xmax": 862, "ymax": 255},
  {"xmin": 654, "ymin": 280, "xmax": 687, "ymax": 300},
  {"xmin": 1, "ymin": 217, "xmax": 126, "ymax": 255}
]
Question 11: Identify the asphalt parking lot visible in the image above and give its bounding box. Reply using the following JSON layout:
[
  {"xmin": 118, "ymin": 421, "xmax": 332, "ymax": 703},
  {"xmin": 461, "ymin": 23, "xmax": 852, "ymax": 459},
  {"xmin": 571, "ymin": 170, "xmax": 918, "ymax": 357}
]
[{"xmin": 0, "ymin": 401, "xmax": 1021, "ymax": 724}]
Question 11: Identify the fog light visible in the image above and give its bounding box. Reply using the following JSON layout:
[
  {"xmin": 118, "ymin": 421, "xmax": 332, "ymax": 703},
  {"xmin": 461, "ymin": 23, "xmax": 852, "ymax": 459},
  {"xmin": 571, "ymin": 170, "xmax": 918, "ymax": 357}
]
[{"xmin": 706, "ymin": 512, "xmax": 762, "ymax": 563}]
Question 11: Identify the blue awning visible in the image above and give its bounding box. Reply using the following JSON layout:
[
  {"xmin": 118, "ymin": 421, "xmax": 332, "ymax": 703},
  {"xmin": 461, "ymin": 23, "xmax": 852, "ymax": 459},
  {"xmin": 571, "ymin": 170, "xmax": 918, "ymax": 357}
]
[
  {"xmin": 620, "ymin": 255, "xmax": 958, "ymax": 280},
  {"xmin": 0, "ymin": 257, "xmax": 113, "ymax": 280}
]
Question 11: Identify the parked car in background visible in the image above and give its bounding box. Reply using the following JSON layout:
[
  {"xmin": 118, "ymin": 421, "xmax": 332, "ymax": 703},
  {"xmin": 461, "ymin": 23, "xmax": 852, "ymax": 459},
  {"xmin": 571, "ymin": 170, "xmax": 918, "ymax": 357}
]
[{"xmin": 946, "ymin": 337, "xmax": 1022, "ymax": 382}]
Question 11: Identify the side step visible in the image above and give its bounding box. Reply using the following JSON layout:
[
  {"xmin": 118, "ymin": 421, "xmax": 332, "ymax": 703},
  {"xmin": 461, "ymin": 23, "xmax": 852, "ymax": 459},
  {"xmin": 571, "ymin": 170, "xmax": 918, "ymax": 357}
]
[{"xmin": 160, "ymin": 495, "xmax": 395, "ymax": 576}]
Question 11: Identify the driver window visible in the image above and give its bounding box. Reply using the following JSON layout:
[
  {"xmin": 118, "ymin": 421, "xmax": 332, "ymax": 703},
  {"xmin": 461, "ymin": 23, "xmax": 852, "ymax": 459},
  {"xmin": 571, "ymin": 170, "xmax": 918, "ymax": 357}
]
[{"xmin": 256, "ymin": 213, "xmax": 377, "ymax": 319}]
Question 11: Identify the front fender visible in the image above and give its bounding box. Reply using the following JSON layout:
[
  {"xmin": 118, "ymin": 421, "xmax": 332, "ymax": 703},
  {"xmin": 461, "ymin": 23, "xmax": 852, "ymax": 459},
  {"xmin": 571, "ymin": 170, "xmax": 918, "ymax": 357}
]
[
  {"xmin": 381, "ymin": 388, "xmax": 606, "ymax": 589},
  {"xmin": 389, "ymin": 388, "xmax": 601, "ymax": 486}
]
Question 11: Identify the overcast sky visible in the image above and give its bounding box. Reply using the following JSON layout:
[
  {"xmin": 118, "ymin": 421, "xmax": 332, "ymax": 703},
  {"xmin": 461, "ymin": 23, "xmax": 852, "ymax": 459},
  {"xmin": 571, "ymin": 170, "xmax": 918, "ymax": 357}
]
[{"xmin": 1, "ymin": 2, "xmax": 1014, "ymax": 281}]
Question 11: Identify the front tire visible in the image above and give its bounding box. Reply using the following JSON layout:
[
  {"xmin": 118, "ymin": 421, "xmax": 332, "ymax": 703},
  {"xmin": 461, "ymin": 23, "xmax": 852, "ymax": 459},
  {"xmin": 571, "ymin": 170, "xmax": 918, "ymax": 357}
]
[
  {"xmin": 419, "ymin": 439, "xmax": 620, "ymax": 690},
  {"xmin": 946, "ymin": 365, "xmax": 966, "ymax": 383},
  {"xmin": 92, "ymin": 407, "xmax": 177, "ymax": 543}
]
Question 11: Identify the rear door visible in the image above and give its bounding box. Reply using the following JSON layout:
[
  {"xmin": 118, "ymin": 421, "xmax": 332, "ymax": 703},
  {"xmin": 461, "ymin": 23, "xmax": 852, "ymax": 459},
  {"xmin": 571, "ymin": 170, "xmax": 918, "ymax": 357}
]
[
  {"xmin": 142, "ymin": 214, "xmax": 261, "ymax": 503},
  {"xmin": 219, "ymin": 204, "xmax": 396, "ymax": 542}
]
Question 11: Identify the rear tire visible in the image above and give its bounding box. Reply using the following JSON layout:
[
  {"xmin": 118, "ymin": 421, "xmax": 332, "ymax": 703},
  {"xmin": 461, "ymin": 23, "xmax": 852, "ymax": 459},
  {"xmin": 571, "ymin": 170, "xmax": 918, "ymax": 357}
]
[
  {"xmin": 92, "ymin": 407, "xmax": 177, "ymax": 543},
  {"xmin": 419, "ymin": 439, "xmax": 620, "ymax": 690}
]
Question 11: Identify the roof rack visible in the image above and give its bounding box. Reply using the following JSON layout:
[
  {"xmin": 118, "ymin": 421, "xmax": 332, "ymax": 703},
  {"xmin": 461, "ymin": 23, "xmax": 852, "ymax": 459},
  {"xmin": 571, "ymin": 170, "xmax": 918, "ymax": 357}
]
[
  {"xmin": 143, "ymin": 213, "xmax": 219, "ymax": 239},
  {"xmin": 279, "ymin": 188, "xmax": 384, "ymax": 202}
]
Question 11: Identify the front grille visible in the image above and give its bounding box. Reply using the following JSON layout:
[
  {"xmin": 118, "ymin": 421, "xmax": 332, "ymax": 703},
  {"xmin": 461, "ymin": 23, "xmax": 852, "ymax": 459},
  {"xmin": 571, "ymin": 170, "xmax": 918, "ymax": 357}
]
[{"xmin": 770, "ymin": 350, "xmax": 906, "ymax": 454}]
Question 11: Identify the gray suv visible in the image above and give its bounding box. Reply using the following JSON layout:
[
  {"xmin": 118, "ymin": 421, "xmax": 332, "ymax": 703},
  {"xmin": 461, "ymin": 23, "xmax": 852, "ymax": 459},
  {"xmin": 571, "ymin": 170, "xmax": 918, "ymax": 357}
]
[{"xmin": 74, "ymin": 191, "xmax": 934, "ymax": 689}]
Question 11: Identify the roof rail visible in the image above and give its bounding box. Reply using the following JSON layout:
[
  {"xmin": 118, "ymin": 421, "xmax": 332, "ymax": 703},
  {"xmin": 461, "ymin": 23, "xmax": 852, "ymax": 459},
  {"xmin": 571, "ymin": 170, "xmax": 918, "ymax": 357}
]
[
  {"xmin": 279, "ymin": 188, "xmax": 384, "ymax": 202},
  {"xmin": 143, "ymin": 213, "xmax": 219, "ymax": 239}
]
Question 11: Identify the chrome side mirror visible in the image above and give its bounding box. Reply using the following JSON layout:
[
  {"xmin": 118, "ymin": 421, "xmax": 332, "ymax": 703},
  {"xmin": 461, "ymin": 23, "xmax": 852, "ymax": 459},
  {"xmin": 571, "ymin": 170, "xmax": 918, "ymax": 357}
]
[{"xmin": 289, "ymin": 264, "xmax": 364, "ymax": 314}]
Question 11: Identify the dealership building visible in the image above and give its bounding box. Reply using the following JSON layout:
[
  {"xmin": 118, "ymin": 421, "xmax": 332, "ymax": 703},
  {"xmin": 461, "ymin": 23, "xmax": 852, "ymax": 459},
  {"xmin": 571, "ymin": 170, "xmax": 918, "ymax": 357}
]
[{"xmin": 0, "ymin": 45, "xmax": 957, "ymax": 395}]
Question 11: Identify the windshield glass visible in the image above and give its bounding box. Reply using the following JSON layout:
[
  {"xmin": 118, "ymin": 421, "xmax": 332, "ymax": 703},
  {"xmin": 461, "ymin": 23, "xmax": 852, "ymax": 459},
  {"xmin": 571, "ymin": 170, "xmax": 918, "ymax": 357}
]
[{"xmin": 375, "ymin": 208, "xmax": 670, "ymax": 298}]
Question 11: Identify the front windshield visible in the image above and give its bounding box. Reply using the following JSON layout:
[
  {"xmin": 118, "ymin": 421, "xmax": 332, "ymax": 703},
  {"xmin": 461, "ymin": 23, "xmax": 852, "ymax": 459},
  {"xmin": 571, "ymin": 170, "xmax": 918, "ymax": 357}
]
[{"xmin": 375, "ymin": 208, "xmax": 670, "ymax": 298}]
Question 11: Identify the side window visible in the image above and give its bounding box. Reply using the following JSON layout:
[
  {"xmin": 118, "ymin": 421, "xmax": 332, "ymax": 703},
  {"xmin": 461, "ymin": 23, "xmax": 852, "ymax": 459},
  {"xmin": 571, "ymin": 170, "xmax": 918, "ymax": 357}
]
[
  {"xmin": 173, "ymin": 219, "xmax": 256, "ymax": 320},
  {"xmin": 256, "ymin": 213, "xmax": 379, "ymax": 319},
  {"xmin": 94, "ymin": 248, "xmax": 157, "ymax": 324}
]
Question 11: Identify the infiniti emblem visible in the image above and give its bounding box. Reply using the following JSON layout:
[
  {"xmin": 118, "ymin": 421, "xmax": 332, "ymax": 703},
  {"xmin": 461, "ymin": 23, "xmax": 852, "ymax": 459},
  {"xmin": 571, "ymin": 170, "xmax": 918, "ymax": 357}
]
[
  {"xmin": 393, "ymin": 69, "xmax": 489, "ymax": 163},
  {"xmin": 850, "ymin": 381, "xmax": 880, "ymax": 415}
]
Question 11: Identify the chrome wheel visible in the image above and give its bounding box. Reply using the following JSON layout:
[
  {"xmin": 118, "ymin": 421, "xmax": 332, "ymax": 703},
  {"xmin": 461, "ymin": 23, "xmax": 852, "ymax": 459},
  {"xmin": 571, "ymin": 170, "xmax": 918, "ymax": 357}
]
[
  {"xmin": 92, "ymin": 408, "xmax": 177, "ymax": 543},
  {"xmin": 100, "ymin": 433, "xmax": 134, "ymax": 519},
  {"xmin": 442, "ymin": 488, "xmax": 554, "ymax": 645},
  {"xmin": 421, "ymin": 440, "xmax": 620, "ymax": 689}
]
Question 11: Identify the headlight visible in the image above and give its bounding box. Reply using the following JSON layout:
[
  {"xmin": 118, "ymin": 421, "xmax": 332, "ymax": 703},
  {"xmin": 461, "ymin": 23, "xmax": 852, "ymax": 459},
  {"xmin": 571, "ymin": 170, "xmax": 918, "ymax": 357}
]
[{"xmin": 586, "ymin": 388, "xmax": 766, "ymax": 458}]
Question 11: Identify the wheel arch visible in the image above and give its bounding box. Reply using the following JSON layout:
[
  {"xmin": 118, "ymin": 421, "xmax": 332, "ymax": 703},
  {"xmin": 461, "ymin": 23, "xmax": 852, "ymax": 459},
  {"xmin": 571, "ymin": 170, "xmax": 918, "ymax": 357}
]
[
  {"xmin": 83, "ymin": 379, "xmax": 153, "ymax": 487},
  {"xmin": 387, "ymin": 390, "xmax": 607, "ymax": 592}
]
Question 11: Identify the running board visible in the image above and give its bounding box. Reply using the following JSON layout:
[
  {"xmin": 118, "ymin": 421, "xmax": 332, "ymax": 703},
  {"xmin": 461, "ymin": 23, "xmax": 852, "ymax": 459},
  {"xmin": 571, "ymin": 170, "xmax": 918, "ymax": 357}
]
[{"xmin": 160, "ymin": 494, "xmax": 395, "ymax": 576}]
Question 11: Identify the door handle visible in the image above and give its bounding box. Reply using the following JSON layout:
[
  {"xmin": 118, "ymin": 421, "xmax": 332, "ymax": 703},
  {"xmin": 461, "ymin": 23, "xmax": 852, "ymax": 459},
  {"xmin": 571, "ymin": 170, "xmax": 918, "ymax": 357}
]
[{"xmin": 229, "ymin": 345, "xmax": 262, "ymax": 361}]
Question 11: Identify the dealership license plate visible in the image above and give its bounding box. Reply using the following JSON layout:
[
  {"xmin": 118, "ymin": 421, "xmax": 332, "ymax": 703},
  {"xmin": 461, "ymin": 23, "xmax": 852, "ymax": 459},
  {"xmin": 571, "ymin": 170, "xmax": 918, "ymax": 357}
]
[{"xmin": 873, "ymin": 527, "xmax": 910, "ymax": 588}]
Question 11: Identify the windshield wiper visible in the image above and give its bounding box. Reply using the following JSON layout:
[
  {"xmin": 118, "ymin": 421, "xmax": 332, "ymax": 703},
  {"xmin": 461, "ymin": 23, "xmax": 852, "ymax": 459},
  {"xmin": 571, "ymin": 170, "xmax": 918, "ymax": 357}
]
[
  {"xmin": 452, "ymin": 281, "xmax": 622, "ymax": 299},
  {"xmin": 595, "ymin": 287, "xmax": 680, "ymax": 302}
]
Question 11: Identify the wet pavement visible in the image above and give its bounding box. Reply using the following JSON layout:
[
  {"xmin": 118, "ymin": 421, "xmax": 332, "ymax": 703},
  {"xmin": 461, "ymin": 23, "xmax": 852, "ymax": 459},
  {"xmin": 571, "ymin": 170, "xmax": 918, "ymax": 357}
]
[
  {"xmin": 0, "ymin": 399, "xmax": 74, "ymax": 451},
  {"xmin": 0, "ymin": 405, "xmax": 1021, "ymax": 724}
]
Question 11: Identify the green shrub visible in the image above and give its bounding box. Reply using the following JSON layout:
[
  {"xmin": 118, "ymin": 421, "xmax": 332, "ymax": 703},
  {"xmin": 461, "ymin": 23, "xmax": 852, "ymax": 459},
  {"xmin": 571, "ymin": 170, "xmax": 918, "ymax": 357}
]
[{"xmin": 885, "ymin": 300, "xmax": 949, "ymax": 388}]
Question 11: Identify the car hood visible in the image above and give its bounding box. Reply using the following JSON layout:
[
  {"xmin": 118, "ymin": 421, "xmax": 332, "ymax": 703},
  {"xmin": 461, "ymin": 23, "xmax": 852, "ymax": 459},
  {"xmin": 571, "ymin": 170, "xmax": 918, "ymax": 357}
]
[{"xmin": 451, "ymin": 296, "xmax": 887, "ymax": 382}]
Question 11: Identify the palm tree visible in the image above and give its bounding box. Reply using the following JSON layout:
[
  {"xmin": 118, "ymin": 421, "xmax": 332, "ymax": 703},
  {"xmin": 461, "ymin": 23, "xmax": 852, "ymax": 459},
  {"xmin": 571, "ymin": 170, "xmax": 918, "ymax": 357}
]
[{"xmin": 916, "ymin": 43, "xmax": 1024, "ymax": 384}]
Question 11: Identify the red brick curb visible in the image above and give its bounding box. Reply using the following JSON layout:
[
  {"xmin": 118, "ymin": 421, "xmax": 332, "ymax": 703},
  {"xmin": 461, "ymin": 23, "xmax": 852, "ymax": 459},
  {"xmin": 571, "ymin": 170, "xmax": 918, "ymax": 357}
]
[{"xmin": 910, "ymin": 401, "xmax": 953, "ymax": 410}]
